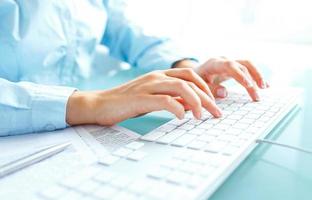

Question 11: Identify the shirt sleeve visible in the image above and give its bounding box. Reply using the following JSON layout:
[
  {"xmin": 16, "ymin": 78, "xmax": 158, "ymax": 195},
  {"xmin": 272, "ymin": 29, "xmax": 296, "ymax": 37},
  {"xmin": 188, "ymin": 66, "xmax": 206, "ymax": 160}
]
[
  {"xmin": 0, "ymin": 78, "xmax": 76, "ymax": 136},
  {"xmin": 102, "ymin": 0, "xmax": 190, "ymax": 70}
]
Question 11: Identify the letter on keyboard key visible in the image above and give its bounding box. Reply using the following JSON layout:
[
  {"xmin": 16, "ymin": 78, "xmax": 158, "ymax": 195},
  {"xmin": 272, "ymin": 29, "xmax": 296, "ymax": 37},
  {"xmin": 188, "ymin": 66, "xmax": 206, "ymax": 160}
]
[
  {"xmin": 171, "ymin": 134, "xmax": 197, "ymax": 147},
  {"xmin": 141, "ymin": 131, "xmax": 166, "ymax": 142}
]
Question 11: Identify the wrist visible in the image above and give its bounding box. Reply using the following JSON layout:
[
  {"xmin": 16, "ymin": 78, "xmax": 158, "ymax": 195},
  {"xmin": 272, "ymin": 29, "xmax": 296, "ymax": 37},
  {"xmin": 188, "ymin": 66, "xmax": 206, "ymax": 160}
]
[{"xmin": 66, "ymin": 91, "xmax": 96, "ymax": 125}]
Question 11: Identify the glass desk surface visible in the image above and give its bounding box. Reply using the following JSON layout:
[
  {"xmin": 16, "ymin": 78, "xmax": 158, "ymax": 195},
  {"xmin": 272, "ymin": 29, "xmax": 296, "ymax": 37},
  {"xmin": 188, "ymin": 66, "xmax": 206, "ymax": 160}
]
[{"xmin": 77, "ymin": 43, "xmax": 312, "ymax": 200}]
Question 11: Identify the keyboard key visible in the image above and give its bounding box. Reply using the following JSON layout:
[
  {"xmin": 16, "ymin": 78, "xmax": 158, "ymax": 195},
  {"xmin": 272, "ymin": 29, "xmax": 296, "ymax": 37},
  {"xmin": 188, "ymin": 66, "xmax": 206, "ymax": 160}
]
[
  {"xmin": 76, "ymin": 179, "xmax": 100, "ymax": 194},
  {"xmin": 93, "ymin": 171, "xmax": 114, "ymax": 183},
  {"xmin": 198, "ymin": 135, "xmax": 215, "ymax": 143},
  {"xmin": 169, "ymin": 118, "xmax": 189, "ymax": 126},
  {"xmin": 157, "ymin": 124, "xmax": 177, "ymax": 132},
  {"xmin": 166, "ymin": 171, "xmax": 190, "ymax": 184},
  {"xmin": 217, "ymin": 134, "xmax": 238, "ymax": 142},
  {"xmin": 221, "ymin": 119, "xmax": 237, "ymax": 125},
  {"xmin": 227, "ymin": 114, "xmax": 243, "ymax": 120},
  {"xmin": 98, "ymin": 154, "xmax": 120, "ymax": 166},
  {"xmin": 157, "ymin": 131, "xmax": 185, "ymax": 144},
  {"xmin": 188, "ymin": 128, "xmax": 206, "ymax": 135},
  {"xmin": 197, "ymin": 123, "xmax": 214, "ymax": 129},
  {"xmin": 147, "ymin": 166, "xmax": 171, "ymax": 179},
  {"xmin": 214, "ymin": 123, "xmax": 231, "ymax": 130},
  {"xmin": 186, "ymin": 175, "xmax": 206, "ymax": 188},
  {"xmin": 94, "ymin": 185, "xmax": 118, "ymax": 199},
  {"xmin": 58, "ymin": 191, "xmax": 84, "ymax": 200},
  {"xmin": 162, "ymin": 158, "xmax": 184, "ymax": 169},
  {"xmin": 140, "ymin": 131, "xmax": 166, "ymax": 142},
  {"xmin": 204, "ymin": 141, "xmax": 228, "ymax": 153},
  {"xmin": 179, "ymin": 124, "xmax": 195, "ymax": 130},
  {"xmin": 187, "ymin": 140, "xmax": 206, "ymax": 150},
  {"xmin": 110, "ymin": 175, "xmax": 132, "ymax": 188},
  {"xmin": 113, "ymin": 147, "xmax": 133, "ymax": 157},
  {"xmin": 113, "ymin": 191, "xmax": 137, "ymax": 200},
  {"xmin": 232, "ymin": 123, "xmax": 250, "ymax": 129},
  {"xmin": 188, "ymin": 119, "xmax": 204, "ymax": 125},
  {"xmin": 222, "ymin": 146, "xmax": 240, "ymax": 156},
  {"xmin": 206, "ymin": 129, "xmax": 224, "ymax": 136},
  {"xmin": 127, "ymin": 179, "xmax": 150, "ymax": 194},
  {"xmin": 125, "ymin": 141, "xmax": 144, "ymax": 150},
  {"xmin": 171, "ymin": 134, "xmax": 197, "ymax": 147},
  {"xmin": 126, "ymin": 150, "xmax": 147, "ymax": 161},
  {"xmin": 40, "ymin": 185, "xmax": 66, "ymax": 199}
]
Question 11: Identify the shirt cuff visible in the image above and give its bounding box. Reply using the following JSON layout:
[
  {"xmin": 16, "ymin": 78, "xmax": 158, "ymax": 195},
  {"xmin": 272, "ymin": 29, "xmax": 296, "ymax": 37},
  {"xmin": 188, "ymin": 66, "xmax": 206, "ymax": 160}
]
[{"xmin": 21, "ymin": 83, "xmax": 77, "ymax": 133}]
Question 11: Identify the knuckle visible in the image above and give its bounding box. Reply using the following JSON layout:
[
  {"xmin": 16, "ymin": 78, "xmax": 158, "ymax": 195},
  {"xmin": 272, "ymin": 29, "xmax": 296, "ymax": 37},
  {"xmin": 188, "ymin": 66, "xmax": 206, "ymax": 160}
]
[
  {"xmin": 223, "ymin": 60, "xmax": 234, "ymax": 69},
  {"xmin": 161, "ymin": 96, "xmax": 172, "ymax": 106},
  {"xmin": 146, "ymin": 72, "xmax": 160, "ymax": 80},
  {"xmin": 174, "ymin": 80, "xmax": 188, "ymax": 90},
  {"xmin": 240, "ymin": 65, "xmax": 248, "ymax": 72}
]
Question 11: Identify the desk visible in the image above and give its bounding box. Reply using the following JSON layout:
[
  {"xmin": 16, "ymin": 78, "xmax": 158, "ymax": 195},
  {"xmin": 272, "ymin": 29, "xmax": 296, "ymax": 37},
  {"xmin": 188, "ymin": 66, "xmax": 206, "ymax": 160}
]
[{"xmin": 78, "ymin": 42, "xmax": 312, "ymax": 199}]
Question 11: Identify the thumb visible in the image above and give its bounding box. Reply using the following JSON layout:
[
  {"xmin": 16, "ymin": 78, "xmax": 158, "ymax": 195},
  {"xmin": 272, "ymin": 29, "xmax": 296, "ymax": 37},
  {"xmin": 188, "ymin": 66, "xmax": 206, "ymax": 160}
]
[{"xmin": 209, "ymin": 84, "xmax": 228, "ymax": 98}]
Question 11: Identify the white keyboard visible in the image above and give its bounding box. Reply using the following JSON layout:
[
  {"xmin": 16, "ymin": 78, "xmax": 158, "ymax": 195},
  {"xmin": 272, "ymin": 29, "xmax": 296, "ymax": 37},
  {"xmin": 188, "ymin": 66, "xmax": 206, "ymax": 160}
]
[{"xmin": 37, "ymin": 88, "xmax": 300, "ymax": 200}]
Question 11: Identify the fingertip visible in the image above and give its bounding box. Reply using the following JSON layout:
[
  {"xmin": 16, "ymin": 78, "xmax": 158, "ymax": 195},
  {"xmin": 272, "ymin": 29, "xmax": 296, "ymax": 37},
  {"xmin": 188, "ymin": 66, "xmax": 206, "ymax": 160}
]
[
  {"xmin": 193, "ymin": 110, "xmax": 202, "ymax": 120},
  {"xmin": 216, "ymin": 87, "xmax": 228, "ymax": 98}
]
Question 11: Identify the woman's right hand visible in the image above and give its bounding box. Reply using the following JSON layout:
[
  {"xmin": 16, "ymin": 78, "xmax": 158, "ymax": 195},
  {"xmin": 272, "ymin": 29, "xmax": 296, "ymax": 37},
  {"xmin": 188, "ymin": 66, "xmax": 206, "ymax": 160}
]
[{"xmin": 66, "ymin": 68, "xmax": 222, "ymax": 126}]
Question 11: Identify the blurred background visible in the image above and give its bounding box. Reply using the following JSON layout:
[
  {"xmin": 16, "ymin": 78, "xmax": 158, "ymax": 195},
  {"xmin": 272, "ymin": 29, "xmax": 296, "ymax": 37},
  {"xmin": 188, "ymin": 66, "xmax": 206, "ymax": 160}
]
[
  {"xmin": 95, "ymin": 0, "xmax": 312, "ymax": 88},
  {"xmin": 125, "ymin": 0, "xmax": 312, "ymax": 44}
]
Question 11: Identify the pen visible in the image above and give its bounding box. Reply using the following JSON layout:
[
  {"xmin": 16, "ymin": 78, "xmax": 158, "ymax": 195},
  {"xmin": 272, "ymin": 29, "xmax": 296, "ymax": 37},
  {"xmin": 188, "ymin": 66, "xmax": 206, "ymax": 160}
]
[{"xmin": 0, "ymin": 141, "xmax": 72, "ymax": 178}]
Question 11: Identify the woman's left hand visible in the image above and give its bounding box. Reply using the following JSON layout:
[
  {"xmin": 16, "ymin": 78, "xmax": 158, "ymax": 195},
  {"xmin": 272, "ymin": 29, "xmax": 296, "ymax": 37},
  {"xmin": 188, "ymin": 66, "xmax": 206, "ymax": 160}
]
[{"xmin": 174, "ymin": 57, "xmax": 269, "ymax": 101}]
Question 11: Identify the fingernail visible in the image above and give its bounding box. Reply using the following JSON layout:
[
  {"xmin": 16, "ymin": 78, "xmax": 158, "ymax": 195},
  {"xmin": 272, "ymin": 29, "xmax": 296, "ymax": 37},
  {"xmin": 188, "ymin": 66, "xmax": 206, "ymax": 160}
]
[
  {"xmin": 216, "ymin": 88, "xmax": 227, "ymax": 98},
  {"xmin": 254, "ymin": 93, "xmax": 260, "ymax": 101},
  {"xmin": 215, "ymin": 106, "xmax": 223, "ymax": 118},
  {"xmin": 260, "ymin": 80, "xmax": 266, "ymax": 89},
  {"xmin": 193, "ymin": 111, "xmax": 201, "ymax": 120}
]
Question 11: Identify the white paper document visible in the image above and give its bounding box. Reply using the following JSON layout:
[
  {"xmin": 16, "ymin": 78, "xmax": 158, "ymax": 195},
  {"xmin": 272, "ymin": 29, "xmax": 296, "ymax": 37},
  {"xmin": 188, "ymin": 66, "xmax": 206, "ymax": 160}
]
[
  {"xmin": 0, "ymin": 125, "xmax": 140, "ymax": 199},
  {"xmin": 73, "ymin": 125, "xmax": 141, "ymax": 157}
]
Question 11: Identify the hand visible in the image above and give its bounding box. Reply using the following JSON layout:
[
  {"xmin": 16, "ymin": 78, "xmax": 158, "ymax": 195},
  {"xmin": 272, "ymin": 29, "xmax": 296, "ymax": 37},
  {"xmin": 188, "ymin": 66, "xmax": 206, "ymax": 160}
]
[
  {"xmin": 66, "ymin": 68, "xmax": 222, "ymax": 126},
  {"xmin": 174, "ymin": 57, "xmax": 269, "ymax": 101}
]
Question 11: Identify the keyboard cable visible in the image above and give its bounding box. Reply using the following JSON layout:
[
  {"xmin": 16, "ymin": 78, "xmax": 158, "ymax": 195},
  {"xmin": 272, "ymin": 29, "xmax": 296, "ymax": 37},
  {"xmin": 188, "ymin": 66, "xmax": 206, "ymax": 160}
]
[{"xmin": 256, "ymin": 139, "xmax": 312, "ymax": 155}]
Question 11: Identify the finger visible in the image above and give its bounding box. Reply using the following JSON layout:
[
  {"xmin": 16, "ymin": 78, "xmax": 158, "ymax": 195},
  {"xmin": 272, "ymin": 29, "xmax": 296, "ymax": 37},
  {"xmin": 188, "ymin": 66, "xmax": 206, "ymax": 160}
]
[
  {"xmin": 139, "ymin": 95, "xmax": 185, "ymax": 119},
  {"xmin": 147, "ymin": 80, "xmax": 203, "ymax": 119},
  {"xmin": 174, "ymin": 97, "xmax": 191, "ymax": 111},
  {"xmin": 240, "ymin": 66, "xmax": 260, "ymax": 101},
  {"xmin": 236, "ymin": 60, "xmax": 268, "ymax": 89},
  {"xmin": 224, "ymin": 61, "xmax": 259, "ymax": 101},
  {"xmin": 187, "ymin": 82, "xmax": 222, "ymax": 118},
  {"xmin": 164, "ymin": 68, "xmax": 215, "ymax": 101},
  {"xmin": 208, "ymin": 84, "xmax": 228, "ymax": 98},
  {"xmin": 225, "ymin": 61, "xmax": 254, "ymax": 89}
]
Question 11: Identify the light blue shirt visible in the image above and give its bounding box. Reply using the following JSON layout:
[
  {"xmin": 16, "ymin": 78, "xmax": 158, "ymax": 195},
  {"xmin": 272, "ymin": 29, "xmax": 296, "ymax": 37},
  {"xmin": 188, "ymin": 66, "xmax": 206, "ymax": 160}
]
[{"xmin": 0, "ymin": 0, "xmax": 186, "ymax": 136}]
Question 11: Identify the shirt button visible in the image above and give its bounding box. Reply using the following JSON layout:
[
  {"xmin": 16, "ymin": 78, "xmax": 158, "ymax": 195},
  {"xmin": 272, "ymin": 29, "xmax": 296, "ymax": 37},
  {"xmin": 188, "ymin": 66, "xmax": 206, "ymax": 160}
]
[{"xmin": 44, "ymin": 124, "xmax": 56, "ymax": 132}]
